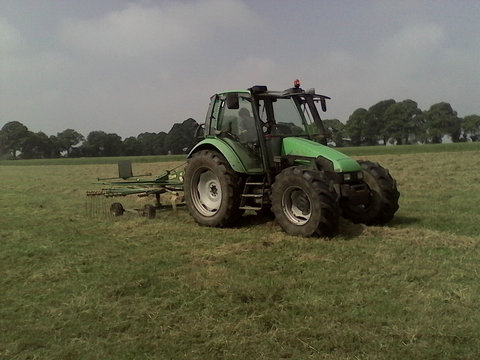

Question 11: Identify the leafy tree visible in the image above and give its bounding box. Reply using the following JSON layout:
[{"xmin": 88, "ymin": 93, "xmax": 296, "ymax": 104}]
[
  {"xmin": 424, "ymin": 102, "xmax": 461, "ymax": 143},
  {"xmin": 21, "ymin": 131, "xmax": 55, "ymax": 159},
  {"xmin": 48, "ymin": 135, "xmax": 62, "ymax": 158},
  {"xmin": 81, "ymin": 131, "xmax": 123, "ymax": 157},
  {"xmin": 383, "ymin": 100, "xmax": 423, "ymax": 144},
  {"xmin": 137, "ymin": 132, "xmax": 167, "ymax": 155},
  {"xmin": 367, "ymin": 99, "xmax": 396, "ymax": 145},
  {"xmin": 345, "ymin": 108, "xmax": 368, "ymax": 146},
  {"xmin": 323, "ymin": 119, "xmax": 347, "ymax": 147},
  {"xmin": 164, "ymin": 118, "xmax": 198, "ymax": 154},
  {"xmin": 57, "ymin": 129, "xmax": 84, "ymax": 157},
  {"xmin": 462, "ymin": 115, "xmax": 480, "ymax": 141},
  {"xmin": 122, "ymin": 137, "xmax": 143, "ymax": 156},
  {"xmin": 0, "ymin": 121, "xmax": 30, "ymax": 159}
]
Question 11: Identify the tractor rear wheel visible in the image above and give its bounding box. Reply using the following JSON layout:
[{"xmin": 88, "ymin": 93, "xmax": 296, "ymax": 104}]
[
  {"xmin": 185, "ymin": 149, "xmax": 242, "ymax": 227},
  {"xmin": 271, "ymin": 167, "xmax": 339, "ymax": 237},
  {"xmin": 342, "ymin": 160, "xmax": 399, "ymax": 225}
]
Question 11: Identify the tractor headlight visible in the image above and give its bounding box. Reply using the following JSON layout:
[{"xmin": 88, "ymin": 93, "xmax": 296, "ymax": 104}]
[{"xmin": 343, "ymin": 172, "xmax": 363, "ymax": 182}]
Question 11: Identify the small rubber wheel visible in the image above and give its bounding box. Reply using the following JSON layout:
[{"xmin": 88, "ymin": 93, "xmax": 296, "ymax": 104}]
[{"xmin": 110, "ymin": 202, "xmax": 125, "ymax": 216}]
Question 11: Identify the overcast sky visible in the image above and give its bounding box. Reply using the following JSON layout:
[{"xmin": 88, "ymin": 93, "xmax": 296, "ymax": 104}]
[{"xmin": 1, "ymin": 0, "xmax": 479, "ymax": 139}]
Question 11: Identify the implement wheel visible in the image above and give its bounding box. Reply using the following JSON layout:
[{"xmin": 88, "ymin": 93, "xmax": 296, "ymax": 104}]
[
  {"xmin": 342, "ymin": 160, "xmax": 399, "ymax": 225},
  {"xmin": 110, "ymin": 202, "xmax": 125, "ymax": 217},
  {"xmin": 272, "ymin": 167, "xmax": 339, "ymax": 237},
  {"xmin": 185, "ymin": 150, "xmax": 242, "ymax": 227}
]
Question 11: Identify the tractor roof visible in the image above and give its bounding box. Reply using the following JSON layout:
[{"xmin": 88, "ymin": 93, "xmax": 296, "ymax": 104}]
[{"xmin": 216, "ymin": 86, "xmax": 330, "ymax": 101}]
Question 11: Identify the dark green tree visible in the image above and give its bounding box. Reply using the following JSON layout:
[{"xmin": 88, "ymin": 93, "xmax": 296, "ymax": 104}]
[
  {"xmin": 164, "ymin": 118, "xmax": 198, "ymax": 154},
  {"xmin": 462, "ymin": 115, "xmax": 480, "ymax": 141},
  {"xmin": 21, "ymin": 131, "xmax": 54, "ymax": 159},
  {"xmin": 49, "ymin": 135, "xmax": 62, "ymax": 158},
  {"xmin": 57, "ymin": 129, "xmax": 84, "ymax": 157},
  {"xmin": 137, "ymin": 132, "xmax": 167, "ymax": 155},
  {"xmin": 323, "ymin": 119, "xmax": 347, "ymax": 147},
  {"xmin": 122, "ymin": 137, "xmax": 143, "ymax": 156},
  {"xmin": 383, "ymin": 100, "xmax": 423, "ymax": 144},
  {"xmin": 0, "ymin": 121, "xmax": 29, "ymax": 159},
  {"xmin": 424, "ymin": 102, "xmax": 460, "ymax": 143},
  {"xmin": 367, "ymin": 99, "xmax": 396, "ymax": 145},
  {"xmin": 345, "ymin": 108, "xmax": 368, "ymax": 146},
  {"xmin": 81, "ymin": 131, "xmax": 123, "ymax": 157}
]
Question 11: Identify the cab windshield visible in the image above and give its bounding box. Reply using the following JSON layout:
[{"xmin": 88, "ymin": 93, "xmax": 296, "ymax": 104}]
[{"xmin": 258, "ymin": 96, "xmax": 323, "ymax": 138}]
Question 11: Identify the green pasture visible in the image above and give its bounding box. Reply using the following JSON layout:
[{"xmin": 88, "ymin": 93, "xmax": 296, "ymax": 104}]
[{"xmin": 1, "ymin": 143, "xmax": 479, "ymax": 359}]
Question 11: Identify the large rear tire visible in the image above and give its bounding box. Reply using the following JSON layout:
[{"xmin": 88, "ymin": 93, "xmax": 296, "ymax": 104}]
[
  {"xmin": 342, "ymin": 160, "xmax": 399, "ymax": 225},
  {"xmin": 184, "ymin": 149, "xmax": 242, "ymax": 227},
  {"xmin": 271, "ymin": 167, "xmax": 339, "ymax": 237}
]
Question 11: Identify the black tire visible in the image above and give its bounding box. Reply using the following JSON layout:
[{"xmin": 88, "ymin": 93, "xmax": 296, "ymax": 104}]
[
  {"xmin": 184, "ymin": 149, "xmax": 242, "ymax": 227},
  {"xmin": 110, "ymin": 202, "xmax": 124, "ymax": 216},
  {"xmin": 255, "ymin": 204, "xmax": 274, "ymax": 219},
  {"xmin": 271, "ymin": 167, "xmax": 339, "ymax": 237},
  {"xmin": 342, "ymin": 160, "xmax": 400, "ymax": 225}
]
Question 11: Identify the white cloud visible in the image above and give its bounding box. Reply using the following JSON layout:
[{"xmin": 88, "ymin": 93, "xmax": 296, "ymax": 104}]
[
  {"xmin": 1, "ymin": 1, "xmax": 478, "ymax": 137},
  {"xmin": 377, "ymin": 23, "xmax": 445, "ymax": 72}
]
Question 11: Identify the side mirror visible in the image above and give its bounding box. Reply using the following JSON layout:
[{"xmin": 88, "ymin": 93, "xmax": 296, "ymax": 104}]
[
  {"xmin": 194, "ymin": 123, "xmax": 205, "ymax": 140},
  {"xmin": 226, "ymin": 93, "xmax": 239, "ymax": 109},
  {"xmin": 320, "ymin": 98, "xmax": 327, "ymax": 112}
]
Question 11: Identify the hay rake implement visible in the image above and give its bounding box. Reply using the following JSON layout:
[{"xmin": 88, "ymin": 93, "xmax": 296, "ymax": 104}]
[{"xmin": 86, "ymin": 160, "xmax": 185, "ymax": 218}]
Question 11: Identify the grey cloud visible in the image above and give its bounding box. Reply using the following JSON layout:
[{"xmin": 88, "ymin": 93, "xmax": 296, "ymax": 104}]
[{"xmin": 1, "ymin": 0, "xmax": 478, "ymax": 139}]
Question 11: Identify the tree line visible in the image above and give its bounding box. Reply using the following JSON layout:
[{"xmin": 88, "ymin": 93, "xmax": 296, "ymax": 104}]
[
  {"xmin": 324, "ymin": 100, "xmax": 480, "ymax": 147},
  {"xmin": 0, "ymin": 118, "xmax": 198, "ymax": 160},
  {"xmin": 1, "ymin": 99, "xmax": 479, "ymax": 159}
]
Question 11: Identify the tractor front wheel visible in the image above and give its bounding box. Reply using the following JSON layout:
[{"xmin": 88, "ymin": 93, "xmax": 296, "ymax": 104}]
[
  {"xmin": 341, "ymin": 160, "xmax": 399, "ymax": 225},
  {"xmin": 272, "ymin": 167, "xmax": 339, "ymax": 237},
  {"xmin": 185, "ymin": 149, "xmax": 242, "ymax": 227}
]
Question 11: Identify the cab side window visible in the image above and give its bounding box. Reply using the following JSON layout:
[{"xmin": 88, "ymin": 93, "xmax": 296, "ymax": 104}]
[{"xmin": 218, "ymin": 94, "xmax": 258, "ymax": 143}]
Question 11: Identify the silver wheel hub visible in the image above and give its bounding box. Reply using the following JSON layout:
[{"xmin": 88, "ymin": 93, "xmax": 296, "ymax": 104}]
[
  {"xmin": 282, "ymin": 186, "xmax": 311, "ymax": 225},
  {"xmin": 192, "ymin": 169, "xmax": 222, "ymax": 216}
]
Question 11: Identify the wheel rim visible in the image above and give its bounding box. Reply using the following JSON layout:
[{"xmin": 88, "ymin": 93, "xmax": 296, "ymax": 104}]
[
  {"xmin": 191, "ymin": 168, "xmax": 222, "ymax": 217},
  {"xmin": 281, "ymin": 186, "xmax": 311, "ymax": 225}
]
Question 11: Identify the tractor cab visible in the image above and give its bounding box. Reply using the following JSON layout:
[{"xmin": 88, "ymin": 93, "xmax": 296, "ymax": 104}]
[
  {"xmin": 201, "ymin": 81, "xmax": 332, "ymax": 175},
  {"xmin": 250, "ymin": 80, "xmax": 331, "ymax": 144}
]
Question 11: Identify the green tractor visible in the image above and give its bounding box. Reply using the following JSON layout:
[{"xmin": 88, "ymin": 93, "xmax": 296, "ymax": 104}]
[{"xmin": 185, "ymin": 81, "xmax": 399, "ymax": 237}]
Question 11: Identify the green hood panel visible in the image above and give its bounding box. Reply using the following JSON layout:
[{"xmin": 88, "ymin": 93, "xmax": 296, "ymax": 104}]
[{"xmin": 282, "ymin": 137, "xmax": 361, "ymax": 172}]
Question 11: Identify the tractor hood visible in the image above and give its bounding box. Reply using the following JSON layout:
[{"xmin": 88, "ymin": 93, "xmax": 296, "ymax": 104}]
[{"xmin": 281, "ymin": 137, "xmax": 361, "ymax": 173}]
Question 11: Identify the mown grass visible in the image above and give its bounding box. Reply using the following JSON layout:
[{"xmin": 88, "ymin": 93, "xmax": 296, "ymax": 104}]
[
  {"xmin": 1, "ymin": 145, "xmax": 479, "ymax": 359},
  {"xmin": 0, "ymin": 154, "xmax": 187, "ymax": 166}
]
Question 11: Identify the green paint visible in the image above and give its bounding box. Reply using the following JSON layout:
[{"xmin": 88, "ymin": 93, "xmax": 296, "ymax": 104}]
[
  {"xmin": 282, "ymin": 137, "xmax": 361, "ymax": 172},
  {"xmin": 188, "ymin": 138, "xmax": 263, "ymax": 174}
]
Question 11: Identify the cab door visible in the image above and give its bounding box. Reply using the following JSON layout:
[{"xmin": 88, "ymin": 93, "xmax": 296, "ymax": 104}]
[{"xmin": 213, "ymin": 93, "xmax": 263, "ymax": 173}]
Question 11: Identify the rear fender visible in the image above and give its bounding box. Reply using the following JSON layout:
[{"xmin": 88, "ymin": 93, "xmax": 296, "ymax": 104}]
[{"xmin": 188, "ymin": 139, "xmax": 248, "ymax": 173}]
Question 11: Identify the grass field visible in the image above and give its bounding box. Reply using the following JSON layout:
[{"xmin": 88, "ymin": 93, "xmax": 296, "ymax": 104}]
[{"xmin": 1, "ymin": 143, "xmax": 479, "ymax": 359}]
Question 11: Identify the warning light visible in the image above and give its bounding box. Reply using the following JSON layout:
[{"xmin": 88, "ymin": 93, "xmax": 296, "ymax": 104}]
[{"xmin": 294, "ymin": 79, "xmax": 301, "ymax": 88}]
